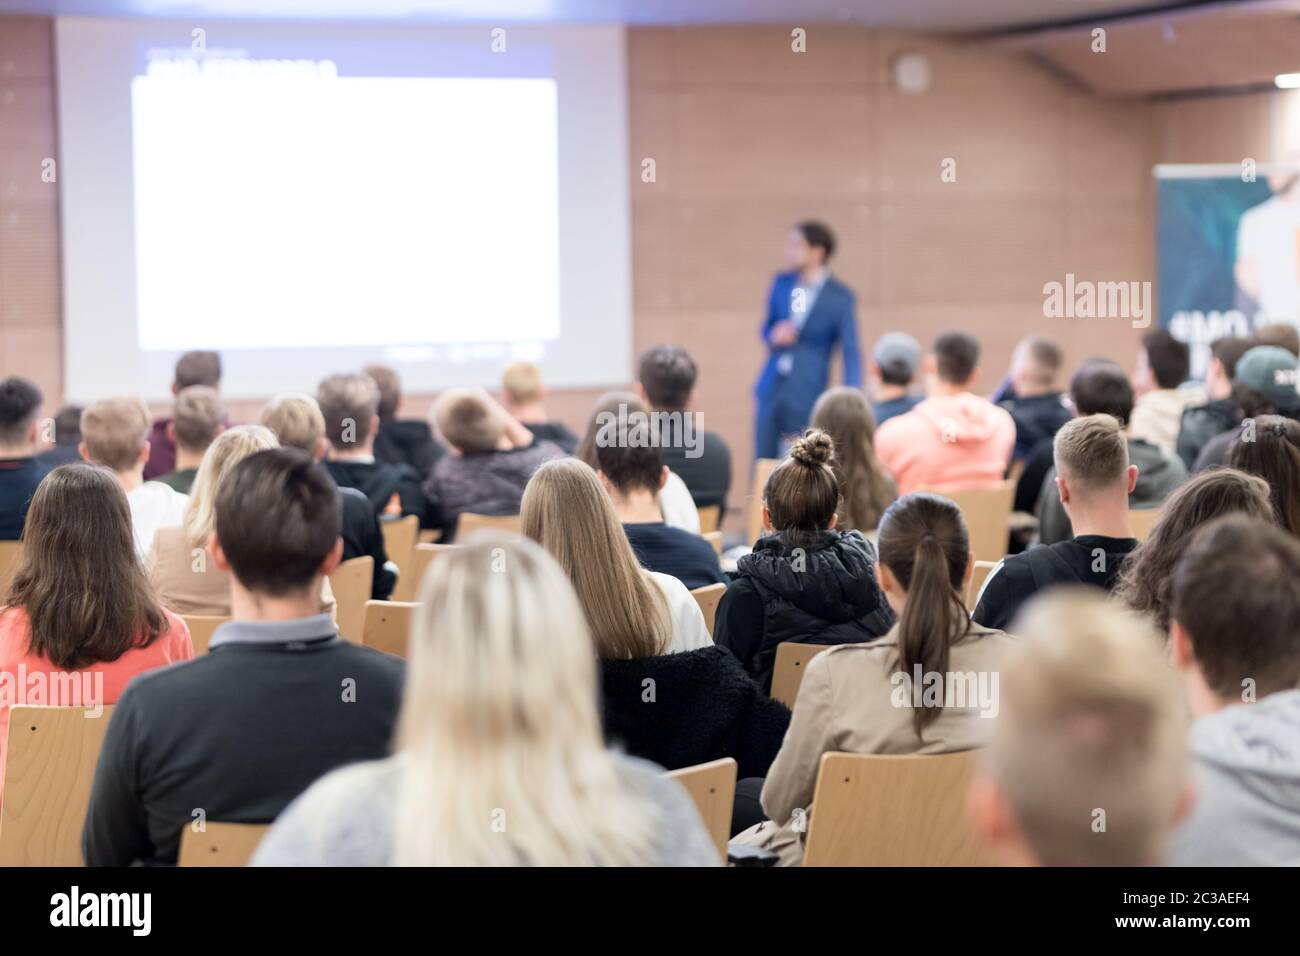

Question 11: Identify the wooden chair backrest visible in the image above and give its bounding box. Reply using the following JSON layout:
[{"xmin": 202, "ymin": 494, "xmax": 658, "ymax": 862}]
[
  {"xmin": 456, "ymin": 513, "xmax": 522, "ymax": 538},
  {"xmin": 966, "ymin": 560, "xmax": 999, "ymax": 613},
  {"xmin": 771, "ymin": 642, "xmax": 831, "ymax": 708},
  {"xmin": 406, "ymin": 543, "xmax": 461, "ymax": 599},
  {"xmin": 702, "ymin": 531, "xmax": 723, "ymax": 556},
  {"xmin": 381, "ymin": 514, "xmax": 421, "ymax": 601},
  {"xmin": 696, "ymin": 505, "xmax": 722, "ymax": 534},
  {"xmin": 746, "ymin": 458, "xmax": 780, "ymax": 546},
  {"xmin": 328, "ymin": 555, "xmax": 374, "ymax": 643},
  {"xmin": 361, "ymin": 600, "xmax": 418, "ymax": 659},
  {"xmin": 177, "ymin": 822, "xmax": 270, "ymax": 867},
  {"xmin": 0, "ymin": 705, "xmax": 115, "ymax": 866},
  {"xmin": 1128, "ymin": 507, "xmax": 1161, "ymax": 542},
  {"xmin": 666, "ymin": 757, "xmax": 737, "ymax": 861},
  {"xmin": 182, "ymin": 614, "xmax": 229, "ymax": 656},
  {"xmin": 919, "ymin": 480, "xmax": 1015, "ymax": 564},
  {"xmin": 689, "ymin": 583, "xmax": 727, "ymax": 636},
  {"xmin": 0, "ymin": 539, "xmax": 23, "ymax": 595},
  {"xmin": 803, "ymin": 751, "xmax": 994, "ymax": 866}
]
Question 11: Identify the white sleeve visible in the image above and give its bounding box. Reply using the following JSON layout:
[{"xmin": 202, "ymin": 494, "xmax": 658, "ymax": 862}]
[
  {"xmin": 657, "ymin": 471, "xmax": 701, "ymax": 534},
  {"xmin": 649, "ymin": 571, "xmax": 713, "ymax": 652}
]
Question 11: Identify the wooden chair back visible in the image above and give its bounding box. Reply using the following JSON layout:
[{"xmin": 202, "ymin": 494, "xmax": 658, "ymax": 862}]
[
  {"xmin": 771, "ymin": 641, "xmax": 831, "ymax": 708},
  {"xmin": 1128, "ymin": 507, "xmax": 1161, "ymax": 542},
  {"xmin": 381, "ymin": 514, "xmax": 421, "ymax": 601},
  {"xmin": 746, "ymin": 458, "xmax": 779, "ymax": 546},
  {"xmin": 456, "ymin": 513, "xmax": 522, "ymax": 538},
  {"xmin": 696, "ymin": 505, "xmax": 721, "ymax": 534},
  {"xmin": 177, "ymin": 822, "xmax": 270, "ymax": 867},
  {"xmin": 0, "ymin": 539, "xmax": 23, "ymax": 595},
  {"xmin": 702, "ymin": 531, "xmax": 723, "ymax": 556},
  {"xmin": 666, "ymin": 757, "xmax": 737, "ymax": 861},
  {"xmin": 920, "ymin": 480, "xmax": 1015, "ymax": 564},
  {"xmin": 361, "ymin": 600, "xmax": 418, "ymax": 659},
  {"xmin": 328, "ymin": 555, "xmax": 374, "ymax": 642},
  {"xmin": 966, "ymin": 560, "xmax": 999, "ymax": 613},
  {"xmin": 689, "ymin": 583, "xmax": 726, "ymax": 635},
  {"xmin": 182, "ymin": 614, "xmax": 229, "ymax": 655}
]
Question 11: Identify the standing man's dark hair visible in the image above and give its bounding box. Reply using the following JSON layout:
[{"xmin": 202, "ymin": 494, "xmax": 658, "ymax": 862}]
[
  {"xmin": 1141, "ymin": 330, "xmax": 1190, "ymax": 390},
  {"xmin": 638, "ymin": 346, "xmax": 698, "ymax": 412},
  {"xmin": 796, "ymin": 221, "xmax": 835, "ymax": 262},
  {"xmin": 933, "ymin": 331, "xmax": 980, "ymax": 385}
]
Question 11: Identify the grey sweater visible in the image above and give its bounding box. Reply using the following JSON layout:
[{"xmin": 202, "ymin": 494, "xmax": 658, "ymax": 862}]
[
  {"xmin": 252, "ymin": 753, "xmax": 721, "ymax": 867},
  {"xmin": 1169, "ymin": 689, "xmax": 1300, "ymax": 866}
]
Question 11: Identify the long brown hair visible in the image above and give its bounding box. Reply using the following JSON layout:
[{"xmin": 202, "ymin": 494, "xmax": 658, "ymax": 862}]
[
  {"xmin": 5, "ymin": 464, "xmax": 168, "ymax": 669},
  {"xmin": 876, "ymin": 493, "xmax": 972, "ymax": 736},
  {"xmin": 1114, "ymin": 467, "xmax": 1274, "ymax": 633},
  {"xmin": 762, "ymin": 428, "xmax": 841, "ymax": 550},
  {"xmin": 810, "ymin": 387, "xmax": 897, "ymax": 531},
  {"xmin": 521, "ymin": 458, "xmax": 670, "ymax": 659},
  {"xmin": 1227, "ymin": 415, "xmax": 1300, "ymax": 537}
]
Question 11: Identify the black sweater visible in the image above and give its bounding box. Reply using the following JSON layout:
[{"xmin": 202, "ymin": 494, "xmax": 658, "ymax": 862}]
[{"xmin": 82, "ymin": 635, "xmax": 404, "ymax": 866}]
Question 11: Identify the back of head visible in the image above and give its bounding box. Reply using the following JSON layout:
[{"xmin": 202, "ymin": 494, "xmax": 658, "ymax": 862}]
[
  {"xmin": 988, "ymin": 590, "xmax": 1185, "ymax": 866},
  {"xmin": 810, "ymin": 387, "xmax": 893, "ymax": 531},
  {"xmin": 1053, "ymin": 414, "xmax": 1129, "ymax": 503},
  {"xmin": 1172, "ymin": 515, "xmax": 1300, "ymax": 699},
  {"xmin": 1114, "ymin": 468, "xmax": 1274, "ymax": 632},
  {"xmin": 394, "ymin": 533, "xmax": 655, "ymax": 866},
  {"xmin": 184, "ymin": 425, "xmax": 280, "ymax": 547},
  {"xmin": 638, "ymin": 345, "xmax": 697, "ymax": 412},
  {"xmin": 1141, "ymin": 329, "xmax": 1190, "ymax": 389},
  {"xmin": 876, "ymin": 492, "xmax": 972, "ymax": 734},
  {"xmin": 214, "ymin": 447, "xmax": 340, "ymax": 596},
  {"xmin": 763, "ymin": 429, "xmax": 841, "ymax": 547},
  {"xmin": 259, "ymin": 393, "xmax": 326, "ymax": 456},
  {"xmin": 80, "ymin": 396, "xmax": 151, "ymax": 472},
  {"xmin": 1069, "ymin": 360, "xmax": 1134, "ymax": 424},
  {"xmin": 576, "ymin": 391, "xmax": 644, "ymax": 469},
  {"xmin": 363, "ymin": 363, "xmax": 401, "ymax": 421},
  {"xmin": 1014, "ymin": 336, "xmax": 1064, "ymax": 390},
  {"xmin": 172, "ymin": 385, "xmax": 224, "ymax": 455},
  {"xmin": 520, "ymin": 458, "xmax": 668, "ymax": 659},
  {"xmin": 501, "ymin": 361, "xmax": 544, "ymax": 407},
  {"xmin": 0, "ymin": 377, "xmax": 43, "ymax": 450},
  {"xmin": 872, "ymin": 332, "xmax": 921, "ymax": 386},
  {"xmin": 1228, "ymin": 414, "xmax": 1300, "ymax": 535},
  {"xmin": 1254, "ymin": 322, "xmax": 1300, "ymax": 358},
  {"xmin": 797, "ymin": 220, "xmax": 835, "ymax": 261},
  {"xmin": 174, "ymin": 350, "xmax": 222, "ymax": 390},
  {"xmin": 933, "ymin": 331, "xmax": 980, "ymax": 386},
  {"xmin": 433, "ymin": 388, "xmax": 504, "ymax": 454},
  {"xmin": 7, "ymin": 463, "xmax": 165, "ymax": 670},
  {"xmin": 317, "ymin": 373, "xmax": 380, "ymax": 450},
  {"xmin": 594, "ymin": 424, "xmax": 663, "ymax": 497},
  {"xmin": 1211, "ymin": 335, "xmax": 1254, "ymax": 381},
  {"xmin": 52, "ymin": 405, "xmax": 83, "ymax": 446}
]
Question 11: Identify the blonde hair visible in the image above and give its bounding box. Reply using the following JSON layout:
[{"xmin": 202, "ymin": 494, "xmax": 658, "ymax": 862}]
[
  {"xmin": 987, "ymin": 589, "xmax": 1187, "ymax": 866},
  {"xmin": 1054, "ymin": 414, "xmax": 1129, "ymax": 491},
  {"xmin": 80, "ymin": 396, "xmax": 151, "ymax": 471},
  {"xmin": 182, "ymin": 425, "xmax": 279, "ymax": 548},
  {"xmin": 502, "ymin": 361, "xmax": 543, "ymax": 405},
  {"xmin": 434, "ymin": 388, "xmax": 503, "ymax": 454},
  {"xmin": 521, "ymin": 458, "xmax": 670, "ymax": 659},
  {"xmin": 394, "ymin": 534, "xmax": 659, "ymax": 865},
  {"xmin": 260, "ymin": 393, "xmax": 326, "ymax": 456}
]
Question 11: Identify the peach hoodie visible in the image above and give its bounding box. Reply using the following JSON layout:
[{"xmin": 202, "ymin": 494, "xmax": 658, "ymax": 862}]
[{"xmin": 874, "ymin": 392, "xmax": 1016, "ymax": 495}]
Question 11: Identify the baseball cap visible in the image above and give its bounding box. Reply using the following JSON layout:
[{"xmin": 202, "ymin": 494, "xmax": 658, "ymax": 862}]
[
  {"xmin": 1236, "ymin": 345, "xmax": 1300, "ymax": 411},
  {"xmin": 872, "ymin": 332, "xmax": 922, "ymax": 383}
]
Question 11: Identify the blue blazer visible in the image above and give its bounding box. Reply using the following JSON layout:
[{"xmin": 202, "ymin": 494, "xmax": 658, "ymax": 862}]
[{"xmin": 754, "ymin": 271, "xmax": 862, "ymax": 407}]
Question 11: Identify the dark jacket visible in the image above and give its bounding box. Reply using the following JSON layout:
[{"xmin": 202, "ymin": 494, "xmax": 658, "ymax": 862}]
[
  {"xmin": 659, "ymin": 428, "xmax": 732, "ymax": 513},
  {"xmin": 36, "ymin": 443, "xmax": 82, "ymax": 468},
  {"xmin": 713, "ymin": 529, "xmax": 893, "ymax": 693},
  {"xmin": 524, "ymin": 421, "xmax": 579, "ymax": 455},
  {"xmin": 1176, "ymin": 398, "xmax": 1240, "ymax": 470},
  {"xmin": 82, "ymin": 630, "xmax": 405, "ymax": 866},
  {"xmin": 143, "ymin": 418, "xmax": 175, "ymax": 480},
  {"xmin": 973, "ymin": 534, "xmax": 1138, "ymax": 632},
  {"xmin": 624, "ymin": 521, "xmax": 726, "ymax": 591},
  {"xmin": 999, "ymin": 392, "xmax": 1072, "ymax": 462},
  {"xmin": 422, "ymin": 441, "xmax": 564, "ymax": 540},
  {"xmin": 374, "ymin": 419, "xmax": 442, "ymax": 478},
  {"xmin": 600, "ymin": 645, "xmax": 790, "ymax": 779},
  {"xmin": 339, "ymin": 485, "xmax": 395, "ymax": 600},
  {"xmin": 324, "ymin": 458, "xmax": 435, "ymax": 529},
  {"xmin": 0, "ymin": 457, "xmax": 50, "ymax": 540}
]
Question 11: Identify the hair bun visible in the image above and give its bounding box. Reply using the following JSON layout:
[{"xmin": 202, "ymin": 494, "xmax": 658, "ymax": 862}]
[{"xmin": 790, "ymin": 429, "xmax": 834, "ymax": 468}]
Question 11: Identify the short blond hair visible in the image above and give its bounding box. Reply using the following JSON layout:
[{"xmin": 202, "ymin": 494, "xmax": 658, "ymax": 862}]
[
  {"xmin": 434, "ymin": 388, "xmax": 503, "ymax": 454},
  {"xmin": 260, "ymin": 393, "xmax": 326, "ymax": 456},
  {"xmin": 183, "ymin": 425, "xmax": 279, "ymax": 548},
  {"xmin": 502, "ymin": 361, "xmax": 543, "ymax": 406},
  {"xmin": 1053, "ymin": 413, "xmax": 1129, "ymax": 491},
  {"xmin": 317, "ymin": 373, "xmax": 379, "ymax": 449},
  {"xmin": 987, "ymin": 590, "xmax": 1187, "ymax": 866},
  {"xmin": 172, "ymin": 385, "xmax": 223, "ymax": 453},
  {"xmin": 81, "ymin": 396, "xmax": 151, "ymax": 471}
]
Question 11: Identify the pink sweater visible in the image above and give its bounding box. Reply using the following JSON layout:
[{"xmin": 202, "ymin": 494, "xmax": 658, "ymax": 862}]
[{"xmin": 874, "ymin": 393, "xmax": 1016, "ymax": 495}]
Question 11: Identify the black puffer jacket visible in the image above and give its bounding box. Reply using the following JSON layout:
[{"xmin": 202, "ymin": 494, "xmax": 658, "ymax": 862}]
[
  {"xmin": 1176, "ymin": 398, "xmax": 1240, "ymax": 469},
  {"xmin": 599, "ymin": 645, "xmax": 791, "ymax": 779},
  {"xmin": 712, "ymin": 529, "xmax": 894, "ymax": 693}
]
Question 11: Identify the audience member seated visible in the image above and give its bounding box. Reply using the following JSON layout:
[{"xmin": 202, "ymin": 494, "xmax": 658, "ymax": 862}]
[
  {"xmin": 147, "ymin": 425, "xmax": 337, "ymax": 617},
  {"xmin": 637, "ymin": 345, "xmax": 731, "ymax": 512},
  {"xmin": 261, "ymin": 393, "xmax": 394, "ymax": 600},
  {"xmin": 1227, "ymin": 414, "xmax": 1300, "ymax": 537},
  {"xmin": 1129, "ymin": 329, "xmax": 1203, "ymax": 457},
  {"xmin": 82, "ymin": 449, "xmax": 404, "ymax": 866},
  {"xmin": 1034, "ymin": 361, "xmax": 1185, "ymax": 544},
  {"xmin": 810, "ymin": 386, "xmax": 897, "ymax": 532},
  {"xmin": 501, "ymin": 360, "xmax": 579, "ymax": 454},
  {"xmin": 35, "ymin": 404, "xmax": 83, "ymax": 468},
  {"xmin": 975, "ymin": 415, "xmax": 1138, "ymax": 631},
  {"xmin": 425, "ymin": 387, "xmax": 563, "ymax": 540},
  {"xmin": 595, "ymin": 431, "xmax": 725, "ymax": 590},
  {"xmin": 1113, "ymin": 468, "xmax": 1273, "ymax": 633},
  {"xmin": 713, "ymin": 430, "xmax": 892, "ymax": 693},
  {"xmin": 253, "ymin": 534, "xmax": 719, "ymax": 867},
  {"xmin": 733, "ymin": 492, "xmax": 1017, "ymax": 866},
  {"xmin": 576, "ymin": 391, "xmax": 699, "ymax": 532},
  {"xmin": 522, "ymin": 458, "xmax": 712, "ymax": 654},
  {"xmin": 0, "ymin": 466, "xmax": 192, "ymax": 799},
  {"xmin": 1175, "ymin": 335, "xmax": 1252, "ymax": 469},
  {"xmin": 1253, "ymin": 321, "xmax": 1300, "ymax": 358},
  {"xmin": 80, "ymin": 396, "xmax": 188, "ymax": 559},
  {"xmin": 318, "ymin": 372, "xmax": 430, "ymax": 525},
  {"xmin": 1193, "ymin": 345, "xmax": 1300, "ymax": 471},
  {"xmin": 364, "ymin": 363, "xmax": 442, "ymax": 476},
  {"xmin": 0, "ymin": 377, "xmax": 50, "ymax": 540},
  {"xmin": 868, "ymin": 332, "xmax": 924, "ymax": 426},
  {"xmin": 970, "ymin": 590, "xmax": 1187, "ymax": 866},
  {"xmin": 1168, "ymin": 516, "xmax": 1300, "ymax": 865},
  {"xmin": 144, "ymin": 350, "xmax": 222, "ymax": 480},
  {"xmin": 155, "ymin": 385, "xmax": 223, "ymax": 495},
  {"xmin": 994, "ymin": 336, "xmax": 1072, "ymax": 463},
  {"xmin": 875, "ymin": 331, "xmax": 1016, "ymax": 495}
]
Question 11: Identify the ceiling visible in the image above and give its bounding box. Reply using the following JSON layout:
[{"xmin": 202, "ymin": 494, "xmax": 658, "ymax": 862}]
[{"xmin": 0, "ymin": 0, "xmax": 1198, "ymax": 32}]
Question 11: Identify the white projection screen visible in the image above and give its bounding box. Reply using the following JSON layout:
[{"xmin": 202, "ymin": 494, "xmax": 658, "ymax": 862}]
[{"xmin": 56, "ymin": 18, "xmax": 631, "ymax": 401}]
